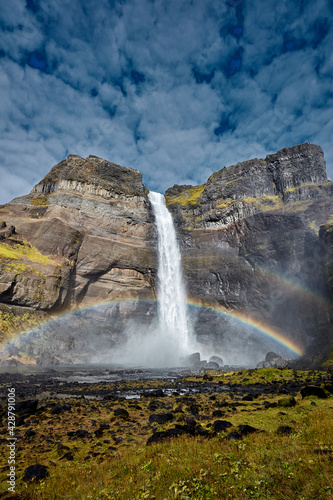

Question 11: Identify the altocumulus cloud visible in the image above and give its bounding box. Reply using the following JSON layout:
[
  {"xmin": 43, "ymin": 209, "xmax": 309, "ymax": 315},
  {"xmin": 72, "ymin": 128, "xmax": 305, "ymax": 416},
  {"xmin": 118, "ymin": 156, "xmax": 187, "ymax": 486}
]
[{"xmin": 0, "ymin": 0, "xmax": 332, "ymax": 203}]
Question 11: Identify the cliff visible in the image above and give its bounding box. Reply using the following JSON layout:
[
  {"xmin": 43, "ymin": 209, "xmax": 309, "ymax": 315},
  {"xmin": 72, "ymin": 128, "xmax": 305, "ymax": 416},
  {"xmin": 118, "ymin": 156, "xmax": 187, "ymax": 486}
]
[
  {"xmin": 0, "ymin": 143, "xmax": 332, "ymax": 366},
  {"xmin": 165, "ymin": 143, "xmax": 331, "ymax": 229}
]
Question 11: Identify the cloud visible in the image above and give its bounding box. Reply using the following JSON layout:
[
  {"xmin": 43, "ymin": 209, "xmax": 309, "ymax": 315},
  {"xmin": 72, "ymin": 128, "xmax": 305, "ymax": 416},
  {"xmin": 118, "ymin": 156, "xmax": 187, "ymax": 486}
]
[{"xmin": 0, "ymin": 0, "xmax": 332, "ymax": 204}]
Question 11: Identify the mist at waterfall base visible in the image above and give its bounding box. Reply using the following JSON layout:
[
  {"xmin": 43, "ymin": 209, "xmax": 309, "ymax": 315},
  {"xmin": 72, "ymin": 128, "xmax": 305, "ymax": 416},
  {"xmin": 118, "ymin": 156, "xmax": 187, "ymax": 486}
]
[
  {"xmin": 94, "ymin": 191, "xmax": 296, "ymax": 368},
  {"xmin": 105, "ymin": 191, "xmax": 198, "ymax": 368}
]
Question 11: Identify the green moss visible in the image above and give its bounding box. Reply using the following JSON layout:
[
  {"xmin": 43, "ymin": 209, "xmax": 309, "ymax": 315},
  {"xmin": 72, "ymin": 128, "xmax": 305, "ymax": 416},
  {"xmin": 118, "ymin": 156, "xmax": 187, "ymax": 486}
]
[
  {"xmin": 0, "ymin": 310, "xmax": 45, "ymax": 344},
  {"xmin": 31, "ymin": 195, "xmax": 49, "ymax": 207},
  {"xmin": 165, "ymin": 184, "xmax": 205, "ymax": 207},
  {"xmin": 0, "ymin": 241, "xmax": 57, "ymax": 266},
  {"xmin": 321, "ymin": 348, "xmax": 333, "ymax": 369}
]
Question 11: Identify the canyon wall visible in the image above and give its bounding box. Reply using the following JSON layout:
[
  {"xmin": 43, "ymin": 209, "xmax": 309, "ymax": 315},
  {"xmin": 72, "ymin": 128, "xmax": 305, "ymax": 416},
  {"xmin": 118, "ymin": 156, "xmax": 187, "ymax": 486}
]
[{"xmin": 0, "ymin": 143, "xmax": 332, "ymax": 366}]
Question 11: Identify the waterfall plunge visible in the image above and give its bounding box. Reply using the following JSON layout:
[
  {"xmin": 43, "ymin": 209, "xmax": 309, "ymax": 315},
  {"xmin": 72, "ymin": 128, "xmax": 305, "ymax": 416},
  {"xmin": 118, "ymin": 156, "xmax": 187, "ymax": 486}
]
[
  {"xmin": 106, "ymin": 191, "xmax": 194, "ymax": 367},
  {"xmin": 148, "ymin": 191, "xmax": 192, "ymax": 359}
]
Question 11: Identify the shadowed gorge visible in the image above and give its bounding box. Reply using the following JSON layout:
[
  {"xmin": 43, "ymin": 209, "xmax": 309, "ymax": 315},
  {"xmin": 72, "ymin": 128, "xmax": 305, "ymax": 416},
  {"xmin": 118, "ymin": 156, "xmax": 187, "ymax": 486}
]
[{"xmin": 0, "ymin": 143, "xmax": 332, "ymax": 368}]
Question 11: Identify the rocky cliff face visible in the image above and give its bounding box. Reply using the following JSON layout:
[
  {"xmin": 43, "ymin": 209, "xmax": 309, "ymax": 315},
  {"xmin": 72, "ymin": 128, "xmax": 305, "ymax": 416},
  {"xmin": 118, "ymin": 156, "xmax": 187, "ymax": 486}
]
[
  {"xmin": 166, "ymin": 144, "xmax": 333, "ymax": 366},
  {"xmin": 0, "ymin": 144, "xmax": 332, "ymax": 367},
  {"xmin": 1, "ymin": 155, "xmax": 156, "ymax": 311},
  {"xmin": 166, "ymin": 143, "xmax": 331, "ymax": 229}
]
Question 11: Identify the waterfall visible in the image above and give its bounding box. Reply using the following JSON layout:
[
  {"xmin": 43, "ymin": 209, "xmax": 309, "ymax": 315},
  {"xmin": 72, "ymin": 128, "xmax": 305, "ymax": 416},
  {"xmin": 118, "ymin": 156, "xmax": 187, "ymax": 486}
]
[{"xmin": 148, "ymin": 191, "xmax": 192, "ymax": 359}]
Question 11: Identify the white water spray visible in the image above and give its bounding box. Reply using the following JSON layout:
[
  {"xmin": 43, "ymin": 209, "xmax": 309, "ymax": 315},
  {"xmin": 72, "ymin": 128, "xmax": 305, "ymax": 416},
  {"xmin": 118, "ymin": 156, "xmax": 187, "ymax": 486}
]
[{"xmin": 148, "ymin": 191, "xmax": 192, "ymax": 360}]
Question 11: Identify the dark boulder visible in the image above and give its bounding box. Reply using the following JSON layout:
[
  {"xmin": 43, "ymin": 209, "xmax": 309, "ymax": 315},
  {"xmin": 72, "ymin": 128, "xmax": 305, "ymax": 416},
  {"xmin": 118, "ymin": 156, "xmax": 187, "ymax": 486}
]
[
  {"xmin": 147, "ymin": 428, "xmax": 185, "ymax": 445},
  {"xmin": 300, "ymin": 386, "xmax": 328, "ymax": 399},
  {"xmin": 213, "ymin": 420, "xmax": 233, "ymax": 433},
  {"xmin": 206, "ymin": 361, "xmax": 220, "ymax": 369},
  {"xmin": 149, "ymin": 412, "xmax": 174, "ymax": 424},
  {"xmin": 23, "ymin": 464, "xmax": 49, "ymax": 482},
  {"xmin": 238, "ymin": 424, "xmax": 259, "ymax": 436},
  {"xmin": 50, "ymin": 403, "xmax": 72, "ymax": 415},
  {"xmin": 114, "ymin": 408, "xmax": 129, "ymax": 419},
  {"xmin": 225, "ymin": 431, "xmax": 242, "ymax": 441},
  {"xmin": 15, "ymin": 400, "xmax": 38, "ymax": 416},
  {"xmin": 25, "ymin": 429, "xmax": 36, "ymax": 438}
]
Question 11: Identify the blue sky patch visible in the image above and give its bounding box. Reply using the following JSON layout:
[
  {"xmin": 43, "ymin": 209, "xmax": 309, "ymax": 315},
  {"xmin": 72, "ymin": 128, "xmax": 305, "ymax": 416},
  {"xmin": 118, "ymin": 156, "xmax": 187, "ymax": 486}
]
[
  {"xmin": 130, "ymin": 70, "xmax": 145, "ymax": 85},
  {"xmin": 27, "ymin": 51, "xmax": 47, "ymax": 71},
  {"xmin": 0, "ymin": 0, "xmax": 332, "ymax": 202}
]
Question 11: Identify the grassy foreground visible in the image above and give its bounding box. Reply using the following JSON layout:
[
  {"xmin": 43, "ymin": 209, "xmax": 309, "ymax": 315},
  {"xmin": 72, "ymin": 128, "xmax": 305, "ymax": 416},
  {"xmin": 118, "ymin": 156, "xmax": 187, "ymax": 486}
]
[{"xmin": 0, "ymin": 369, "xmax": 332, "ymax": 499}]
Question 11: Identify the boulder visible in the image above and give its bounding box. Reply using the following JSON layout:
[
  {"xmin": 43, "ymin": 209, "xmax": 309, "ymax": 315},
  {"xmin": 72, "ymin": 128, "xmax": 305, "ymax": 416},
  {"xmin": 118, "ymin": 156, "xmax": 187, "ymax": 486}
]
[
  {"xmin": 185, "ymin": 352, "xmax": 201, "ymax": 366},
  {"xmin": 149, "ymin": 412, "xmax": 174, "ymax": 424},
  {"xmin": 213, "ymin": 420, "xmax": 233, "ymax": 433},
  {"xmin": 209, "ymin": 356, "xmax": 223, "ymax": 366},
  {"xmin": 23, "ymin": 464, "xmax": 49, "ymax": 482},
  {"xmin": 206, "ymin": 361, "xmax": 220, "ymax": 369},
  {"xmin": 300, "ymin": 386, "xmax": 328, "ymax": 399}
]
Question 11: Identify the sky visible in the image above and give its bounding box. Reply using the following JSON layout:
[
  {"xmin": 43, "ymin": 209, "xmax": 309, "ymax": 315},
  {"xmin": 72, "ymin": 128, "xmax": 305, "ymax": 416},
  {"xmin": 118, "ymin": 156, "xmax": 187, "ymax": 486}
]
[{"xmin": 0, "ymin": 0, "xmax": 333, "ymax": 204}]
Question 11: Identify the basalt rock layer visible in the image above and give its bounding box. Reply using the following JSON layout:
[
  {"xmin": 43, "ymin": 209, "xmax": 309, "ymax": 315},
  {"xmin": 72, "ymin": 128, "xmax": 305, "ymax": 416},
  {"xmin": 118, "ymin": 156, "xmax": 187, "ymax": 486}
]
[{"xmin": 0, "ymin": 143, "xmax": 332, "ymax": 366}]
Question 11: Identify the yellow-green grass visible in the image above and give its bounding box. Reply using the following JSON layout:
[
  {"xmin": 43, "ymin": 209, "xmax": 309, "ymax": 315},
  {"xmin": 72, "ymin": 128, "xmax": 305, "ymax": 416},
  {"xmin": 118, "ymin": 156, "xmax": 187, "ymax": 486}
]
[
  {"xmin": 0, "ymin": 369, "xmax": 332, "ymax": 499},
  {"xmin": 165, "ymin": 184, "xmax": 205, "ymax": 207},
  {"xmin": 0, "ymin": 310, "xmax": 44, "ymax": 344},
  {"xmin": 31, "ymin": 196, "xmax": 49, "ymax": 207},
  {"xmin": 0, "ymin": 241, "xmax": 57, "ymax": 266}
]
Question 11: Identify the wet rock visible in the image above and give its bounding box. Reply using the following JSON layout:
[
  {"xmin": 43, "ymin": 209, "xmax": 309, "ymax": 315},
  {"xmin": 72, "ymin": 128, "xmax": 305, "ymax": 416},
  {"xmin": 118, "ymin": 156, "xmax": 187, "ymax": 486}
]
[
  {"xmin": 209, "ymin": 356, "xmax": 223, "ymax": 366},
  {"xmin": 185, "ymin": 352, "xmax": 201, "ymax": 366},
  {"xmin": 206, "ymin": 362, "xmax": 219, "ymax": 369},
  {"xmin": 148, "ymin": 402, "xmax": 160, "ymax": 411},
  {"xmin": 257, "ymin": 353, "xmax": 288, "ymax": 369},
  {"xmin": 265, "ymin": 352, "xmax": 281, "ymax": 363},
  {"xmin": 67, "ymin": 429, "xmax": 90, "ymax": 438},
  {"xmin": 212, "ymin": 410, "xmax": 224, "ymax": 417},
  {"xmin": 300, "ymin": 386, "xmax": 328, "ymax": 399},
  {"xmin": 23, "ymin": 464, "xmax": 49, "ymax": 482},
  {"xmin": 142, "ymin": 389, "xmax": 165, "ymax": 398}
]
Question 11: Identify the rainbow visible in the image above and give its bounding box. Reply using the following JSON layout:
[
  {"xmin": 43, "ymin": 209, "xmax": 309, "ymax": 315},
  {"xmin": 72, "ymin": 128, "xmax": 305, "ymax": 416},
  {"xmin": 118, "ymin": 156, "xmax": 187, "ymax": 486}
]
[
  {"xmin": 252, "ymin": 265, "xmax": 329, "ymax": 311},
  {"xmin": 3, "ymin": 297, "xmax": 304, "ymax": 358},
  {"xmin": 187, "ymin": 298, "xmax": 304, "ymax": 357}
]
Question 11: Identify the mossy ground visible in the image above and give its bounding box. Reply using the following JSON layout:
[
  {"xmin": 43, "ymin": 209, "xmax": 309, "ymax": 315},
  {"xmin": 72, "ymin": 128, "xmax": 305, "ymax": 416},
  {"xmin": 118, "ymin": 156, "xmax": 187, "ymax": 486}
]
[{"xmin": 0, "ymin": 368, "xmax": 332, "ymax": 499}]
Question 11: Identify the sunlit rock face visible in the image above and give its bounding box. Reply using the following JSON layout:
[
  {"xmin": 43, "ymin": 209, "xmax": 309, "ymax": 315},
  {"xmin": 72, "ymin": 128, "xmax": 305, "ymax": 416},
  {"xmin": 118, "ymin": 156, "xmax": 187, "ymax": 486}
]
[
  {"xmin": 0, "ymin": 155, "xmax": 157, "ymax": 311},
  {"xmin": 0, "ymin": 144, "xmax": 332, "ymax": 367},
  {"xmin": 166, "ymin": 143, "xmax": 331, "ymax": 229}
]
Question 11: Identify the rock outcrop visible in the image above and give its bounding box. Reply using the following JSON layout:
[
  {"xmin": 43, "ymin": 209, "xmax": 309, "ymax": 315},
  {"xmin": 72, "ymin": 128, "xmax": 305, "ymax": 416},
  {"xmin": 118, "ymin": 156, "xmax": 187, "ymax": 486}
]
[
  {"xmin": 1, "ymin": 155, "xmax": 156, "ymax": 311},
  {"xmin": 0, "ymin": 143, "xmax": 332, "ymax": 367},
  {"xmin": 165, "ymin": 143, "xmax": 331, "ymax": 229},
  {"xmin": 166, "ymin": 144, "xmax": 333, "ymax": 366}
]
